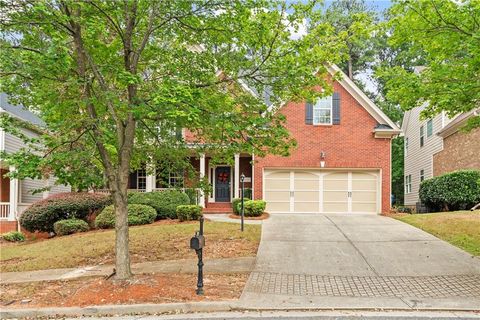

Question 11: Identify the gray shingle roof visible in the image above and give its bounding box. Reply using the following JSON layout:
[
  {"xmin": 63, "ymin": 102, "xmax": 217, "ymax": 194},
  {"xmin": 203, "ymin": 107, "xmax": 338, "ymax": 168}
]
[{"xmin": 0, "ymin": 93, "xmax": 44, "ymax": 126}]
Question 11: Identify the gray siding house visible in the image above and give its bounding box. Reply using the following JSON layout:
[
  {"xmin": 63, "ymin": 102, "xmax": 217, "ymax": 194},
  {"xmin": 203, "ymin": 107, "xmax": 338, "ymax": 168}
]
[{"xmin": 0, "ymin": 93, "xmax": 70, "ymax": 226}]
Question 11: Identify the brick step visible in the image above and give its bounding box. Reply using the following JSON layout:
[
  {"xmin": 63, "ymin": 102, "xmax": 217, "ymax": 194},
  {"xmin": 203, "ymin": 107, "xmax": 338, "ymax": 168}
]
[
  {"xmin": 203, "ymin": 208, "xmax": 233, "ymax": 214},
  {"xmin": 206, "ymin": 202, "xmax": 232, "ymax": 209}
]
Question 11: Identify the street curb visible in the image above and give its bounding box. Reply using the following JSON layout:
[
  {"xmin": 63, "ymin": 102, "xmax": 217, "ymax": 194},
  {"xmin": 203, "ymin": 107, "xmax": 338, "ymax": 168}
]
[{"xmin": 0, "ymin": 301, "xmax": 238, "ymax": 319}]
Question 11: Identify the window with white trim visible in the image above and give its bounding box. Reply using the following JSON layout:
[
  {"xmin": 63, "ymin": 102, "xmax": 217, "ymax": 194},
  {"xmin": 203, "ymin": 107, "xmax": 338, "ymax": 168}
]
[
  {"xmin": 420, "ymin": 125, "xmax": 425, "ymax": 147},
  {"xmin": 137, "ymin": 168, "xmax": 147, "ymax": 190},
  {"xmin": 405, "ymin": 137, "xmax": 409, "ymax": 156},
  {"xmin": 405, "ymin": 174, "xmax": 412, "ymax": 194},
  {"xmin": 313, "ymin": 96, "xmax": 332, "ymax": 125},
  {"xmin": 169, "ymin": 171, "xmax": 184, "ymax": 188},
  {"xmin": 427, "ymin": 119, "xmax": 433, "ymax": 137}
]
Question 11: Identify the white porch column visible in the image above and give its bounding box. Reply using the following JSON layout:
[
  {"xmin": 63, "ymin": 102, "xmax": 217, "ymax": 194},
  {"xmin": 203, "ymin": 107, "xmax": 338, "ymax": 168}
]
[
  {"xmin": 8, "ymin": 166, "xmax": 18, "ymax": 221},
  {"xmin": 199, "ymin": 153, "xmax": 206, "ymax": 207},
  {"xmin": 234, "ymin": 153, "xmax": 240, "ymax": 199},
  {"xmin": 145, "ymin": 162, "xmax": 155, "ymax": 192}
]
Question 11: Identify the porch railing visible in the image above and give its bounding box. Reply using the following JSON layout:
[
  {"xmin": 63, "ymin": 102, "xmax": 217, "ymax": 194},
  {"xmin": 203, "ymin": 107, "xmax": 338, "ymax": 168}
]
[
  {"xmin": 93, "ymin": 188, "xmax": 201, "ymax": 205},
  {"xmin": 0, "ymin": 202, "xmax": 10, "ymax": 219}
]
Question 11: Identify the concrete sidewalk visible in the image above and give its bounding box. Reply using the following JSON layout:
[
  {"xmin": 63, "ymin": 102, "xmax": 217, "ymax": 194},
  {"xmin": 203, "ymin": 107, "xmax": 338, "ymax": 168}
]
[{"xmin": 0, "ymin": 256, "xmax": 255, "ymax": 284}]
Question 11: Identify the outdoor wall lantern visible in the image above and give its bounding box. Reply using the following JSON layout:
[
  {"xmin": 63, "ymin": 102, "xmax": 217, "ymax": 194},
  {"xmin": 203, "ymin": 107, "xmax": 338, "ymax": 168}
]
[{"xmin": 320, "ymin": 151, "xmax": 326, "ymax": 168}]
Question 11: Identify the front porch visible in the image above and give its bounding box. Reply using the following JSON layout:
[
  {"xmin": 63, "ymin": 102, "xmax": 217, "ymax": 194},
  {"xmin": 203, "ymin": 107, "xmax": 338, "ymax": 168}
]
[
  {"xmin": 1, "ymin": 165, "xmax": 18, "ymax": 222},
  {"xmin": 127, "ymin": 153, "xmax": 254, "ymax": 211}
]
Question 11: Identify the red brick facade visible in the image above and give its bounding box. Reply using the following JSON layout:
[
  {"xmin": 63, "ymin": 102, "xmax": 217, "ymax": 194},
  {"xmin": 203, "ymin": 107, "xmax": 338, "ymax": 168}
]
[
  {"xmin": 253, "ymin": 81, "xmax": 392, "ymax": 213},
  {"xmin": 433, "ymin": 127, "xmax": 480, "ymax": 177}
]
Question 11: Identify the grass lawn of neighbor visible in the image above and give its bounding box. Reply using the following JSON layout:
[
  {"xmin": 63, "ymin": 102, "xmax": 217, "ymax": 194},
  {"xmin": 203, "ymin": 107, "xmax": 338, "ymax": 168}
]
[
  {"xmin": 0, "ymin": 220, "xmax": 261, "ymax": 273},
  {"xmin": 394, "ymin": 210, "xmax": 480, "ymax": 256}
]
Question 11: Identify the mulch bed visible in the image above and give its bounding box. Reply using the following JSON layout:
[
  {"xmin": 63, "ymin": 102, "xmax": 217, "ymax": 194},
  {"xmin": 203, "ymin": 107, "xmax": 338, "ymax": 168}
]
[
  {"xmin": 0, "ymin": 273, "xmax": 248, "ymax": 308},
  {"xmin": 228, "ymin": 213, "xmax": 270, "ymax": 220}
]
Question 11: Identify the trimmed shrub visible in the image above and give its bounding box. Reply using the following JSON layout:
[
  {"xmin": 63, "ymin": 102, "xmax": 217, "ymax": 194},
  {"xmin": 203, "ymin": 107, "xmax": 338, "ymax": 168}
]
[
  {"xmin": 128, "ymin": 190, "xmax": 190, "ymax": 219},
  {"xmin": 20, "ymin": 193, "xmax": 112, "ymax": 233},
  {"xmin": 176, "ymin": 205, "xmax": 203, "ymax": 221},
  {"xmin": 232, "ymin": 197, "xmax": 251, "ymax": 215},
  {"xmin": 95, "ymin": 204, "xmax": 157, "ymax": 229},
  {"xmin": 419, "ymin": 170, "xmax": 480, "ymax": 211},
  {"xmin": 397, "ymin": 206, "xmax": 412, "ymax": 214},
  {"xmin": 184, "ymin": 188, "xmax": 199, "ymax": 205},
  {"xmin": 53, "ymin": 219, "xmax": 90, "ymax": 236},
  {"xmin": 1, "ymin": 231, "xmax": 25, "ymax": 242},
  {"xmin": 243, "ymin": 200, "xmax": 266, "ymax": 217}
]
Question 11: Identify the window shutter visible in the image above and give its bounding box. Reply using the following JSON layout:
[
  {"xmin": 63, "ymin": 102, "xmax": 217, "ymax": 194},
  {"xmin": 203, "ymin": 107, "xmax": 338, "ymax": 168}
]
[
  {"xmin": 332, "ymin": 92, "xmax": 340, "ymax": 125},
  {"xmin": 305, "ymin": 101, "xmax": 313, "ymax": 125}
]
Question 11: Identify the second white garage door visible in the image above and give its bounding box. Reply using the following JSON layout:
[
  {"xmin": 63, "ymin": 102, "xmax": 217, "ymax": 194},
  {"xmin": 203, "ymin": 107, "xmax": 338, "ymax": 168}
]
[{"xmin": 264, "ymin": 169, "xmax": 379, "ymax": 214}]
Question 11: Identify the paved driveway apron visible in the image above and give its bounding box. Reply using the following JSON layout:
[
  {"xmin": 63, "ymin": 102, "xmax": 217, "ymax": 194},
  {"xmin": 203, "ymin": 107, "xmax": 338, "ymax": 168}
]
[{"xmin": 239, "ymin": 214, "xmax": 480, "ymax": 310}]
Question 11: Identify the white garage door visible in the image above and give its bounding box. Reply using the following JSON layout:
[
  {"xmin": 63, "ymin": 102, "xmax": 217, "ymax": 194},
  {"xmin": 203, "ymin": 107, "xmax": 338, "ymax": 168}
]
[{"xmin": 264, "ymin": 169, "xmax": 379, "ymax": 214}]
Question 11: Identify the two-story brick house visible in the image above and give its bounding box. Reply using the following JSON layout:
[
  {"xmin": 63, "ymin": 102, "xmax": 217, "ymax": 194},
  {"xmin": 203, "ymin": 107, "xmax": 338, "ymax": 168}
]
[{"xmin": 129, "ymin": 65, "xmax": 400, "ymax": 214}]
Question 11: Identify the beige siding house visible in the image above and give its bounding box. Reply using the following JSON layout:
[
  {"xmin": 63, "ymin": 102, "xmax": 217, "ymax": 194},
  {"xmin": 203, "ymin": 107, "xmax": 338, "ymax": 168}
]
[
  {"xmin": 401, "ymin": 106, "xmax": 452, "ymax": 206},
  {"xmin": 0, "ymin": 93, "xmax": 70, "ymax": 230}
]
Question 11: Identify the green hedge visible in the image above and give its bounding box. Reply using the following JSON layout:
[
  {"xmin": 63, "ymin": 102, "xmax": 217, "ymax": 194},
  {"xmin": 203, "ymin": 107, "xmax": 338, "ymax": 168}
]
[
  {"xmin": 1, "ymin": 231, "xmax": 25, "ymax": 242},
  {"xmin": 243, "ymin": 200, "xmax": 266, "ymax": 217},
  {"xmin": 419, "ymin": 170, "xmax": 480, "ymax": 211},
  {"xmin": 176, "ymin": 205, "xmax": 203, "ymax": 221},
  {"xmin": 95, "ymin": 204, "xmax": 157, "ymax": 229},
  {"xmin": 128, "ymin": 191, "xmax": 190, "ymax": 219},
  {"xmin": 232, "ymin": 198, "xmax": 250, "ymax": 215},
  {"xmin": 53, "ymin": 219, "xmax": 90, "ymax": 236},
  {"xmin": 20, "ymin": 193, "xmax": 112, "ymax": 233}
]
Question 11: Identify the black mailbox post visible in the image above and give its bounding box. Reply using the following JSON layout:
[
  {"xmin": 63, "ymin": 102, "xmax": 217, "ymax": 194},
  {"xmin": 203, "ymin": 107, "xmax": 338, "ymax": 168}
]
[
  {"xmin": 190, "ymin": 216, "xmax": 205, "ymax": 295},
  {"xmin": 240, "ymin": 173, "xmax": 245, "ymax": 232}
]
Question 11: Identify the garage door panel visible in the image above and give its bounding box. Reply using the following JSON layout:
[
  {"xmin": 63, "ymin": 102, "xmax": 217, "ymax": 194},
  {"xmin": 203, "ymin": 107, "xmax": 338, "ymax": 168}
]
[
  {"xmin": 324, "ymin": 202, "xmax": 348, "ymax": 212},
  {"xmin": 266, "ymin": 171, "xmax": 290, "ymax": 179},
  {"xmin": 265, "ymin": 190, "xmax": 290, "ymax": 201},
  {"xmin": 266, "ymin": 202, "xmax": 290, "ymax": 212},
  {"xmin": 295, "ymin": 180, "xmax": 318, "ymax": 189},
  {"xmin": 352, "ymin": 179, "xmax": 376, "ymax": 190},
  {"xmin": 352, "ymin": 191, "xmax": 376, "ymax": 202},
  {"xmin": 264, "ymin": 179, "xmax": 290, "ymax": 190},
  {"xmin": 324, "ymin": 179, "xmax": 348, "ymax": 190},
  {"xmin": 352, "ymin": 202, "xmax": 376, "ymax": 213},
  {"xmin": 294, "ymin": 202, "xmax": 319, "ymax": 212},
  {"xmin": 294, "ymin": 191, "xmax": 319, "ymax": 202}
]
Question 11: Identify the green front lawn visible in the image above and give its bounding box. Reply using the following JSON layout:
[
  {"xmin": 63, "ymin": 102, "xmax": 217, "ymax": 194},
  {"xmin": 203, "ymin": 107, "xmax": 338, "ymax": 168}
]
[
  {"xmin": 395, "ymin": 210, "xmax": 480, "ymax": 256},
  {"xmin": 0, "ymin": 221, "xmax": 261, "ymax": 273}
]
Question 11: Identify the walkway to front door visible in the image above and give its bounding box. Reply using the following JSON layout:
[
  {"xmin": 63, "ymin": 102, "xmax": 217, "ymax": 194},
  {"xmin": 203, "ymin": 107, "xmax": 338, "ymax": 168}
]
[
  {"xmin": 215, "ymin": 166, "xmax": 231, "ymax": 202},
  {"xmin": 239, "ymin": 213, "xmax": 480, "ymax": 310}
]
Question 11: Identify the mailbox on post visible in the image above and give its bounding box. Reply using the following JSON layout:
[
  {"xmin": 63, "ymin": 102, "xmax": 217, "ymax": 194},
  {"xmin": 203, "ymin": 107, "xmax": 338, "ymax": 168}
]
[
  {"xmin": 190, "ymin": 216, "xmax": 205, "ymax": 295},
  {"xmin": 190, "ymin": 232, "xmax": 205, "ymax": 250}
]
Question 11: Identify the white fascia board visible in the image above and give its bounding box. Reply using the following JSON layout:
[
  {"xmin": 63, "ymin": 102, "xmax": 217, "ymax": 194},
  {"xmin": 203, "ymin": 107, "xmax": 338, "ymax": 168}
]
[{"xmin": 326, "ymin": 64, "xmax": 400, "ymax": 131}]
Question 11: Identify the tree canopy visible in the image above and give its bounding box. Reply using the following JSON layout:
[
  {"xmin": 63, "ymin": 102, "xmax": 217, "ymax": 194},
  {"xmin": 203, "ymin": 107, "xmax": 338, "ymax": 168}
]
[
  {"xmin": 0, "ymin": 0, "xmax": 344, "ymax": 279},
  {"xmin": 378, "ymin": 0, "xmax": 480, "ymax": 129}
]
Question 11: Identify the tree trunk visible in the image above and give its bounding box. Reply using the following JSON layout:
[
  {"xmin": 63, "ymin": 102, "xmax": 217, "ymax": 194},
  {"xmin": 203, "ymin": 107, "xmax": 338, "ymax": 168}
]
[{"xmin": 112, "ymin": 188, "xmax": 132, "ymax": 280}]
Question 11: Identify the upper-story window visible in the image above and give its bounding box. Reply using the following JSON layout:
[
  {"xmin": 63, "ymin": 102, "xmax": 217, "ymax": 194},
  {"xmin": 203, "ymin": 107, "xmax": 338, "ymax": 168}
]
[
  {"xmin": 420, "ymin": 169, "xmax": 425, "ymax": 182},
  {"xmin": 405, "ymin": 137, "xmax": 409, "ymax": 156},
  {"xmin": 427, "ymin": 119, "xmax": 433, "ymax": 137},
  {"xmin": 313, "ymin": 96, "xmax": 332, "ymax": 125},
  {"xmin": 420, "ymin": 125, "xmax": 425, "ymax": 147},
  {"xmin": 405, "ymin": 174, "xmax": 412, "ymax": 194}
]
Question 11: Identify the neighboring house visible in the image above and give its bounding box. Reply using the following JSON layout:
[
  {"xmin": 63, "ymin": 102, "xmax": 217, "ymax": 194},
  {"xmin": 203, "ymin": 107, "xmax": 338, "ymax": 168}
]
[
  {"xmin": 129, "ymin": 65, "xmax": 400, "ymax": 214},
  {"xmin": 434, "ymin": 110, "xmax": 480, "ymax": 177},
  {"xmin": 402, "ymin": 100, "xmax": 479, "ymax": 208},
  {"xmin": 0, "ymin": 93, "xmax": 70, "ymax": 232}
]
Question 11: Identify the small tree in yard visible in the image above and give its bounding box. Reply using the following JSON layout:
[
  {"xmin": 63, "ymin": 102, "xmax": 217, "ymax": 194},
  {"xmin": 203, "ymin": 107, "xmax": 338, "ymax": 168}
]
[{"xmin": 0, "ymin": 1, "xmax": 343, "ymax": 279}]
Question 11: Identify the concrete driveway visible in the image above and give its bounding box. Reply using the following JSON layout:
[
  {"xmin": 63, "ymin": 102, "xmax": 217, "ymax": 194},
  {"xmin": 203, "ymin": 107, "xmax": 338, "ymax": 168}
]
[{"xmin": 239, "ymin": 213, "xmax": 480, "ymax": 310}]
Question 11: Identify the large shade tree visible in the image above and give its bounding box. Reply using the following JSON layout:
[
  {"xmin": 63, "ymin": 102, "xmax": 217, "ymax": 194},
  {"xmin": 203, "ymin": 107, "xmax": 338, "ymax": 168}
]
[
  {"xmin": 0, "ymin": 0, "xmax": 344, "ymax": 279},
  {"xmin": 379, "ymin": 0, "xmax": 480, "ymax": 129}
]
